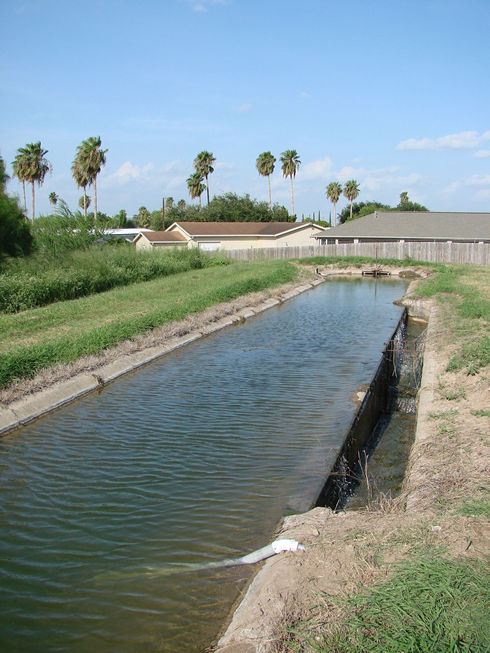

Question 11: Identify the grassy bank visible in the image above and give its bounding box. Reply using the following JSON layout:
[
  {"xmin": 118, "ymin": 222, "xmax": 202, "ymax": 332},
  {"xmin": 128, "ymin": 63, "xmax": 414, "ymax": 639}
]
[
  {"xmin": 277, "ymin": 263, "xmax": 489, "ymax": 653},
  {"xmin": 296, "ymin": 254, "xmax": 438, "ymax": 268},
  {"xmin": 0, "ymin": 247, "xmax": 229, "ymax": 313},
  {"xmin": 0, "ymin": 260, "xmax": 297, "ymax": 389}
]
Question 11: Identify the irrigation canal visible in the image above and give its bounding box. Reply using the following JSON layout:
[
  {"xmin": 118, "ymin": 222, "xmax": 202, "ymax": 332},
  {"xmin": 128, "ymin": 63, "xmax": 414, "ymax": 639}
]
[{"xmin": 0, "ymin": 278, "xmax": 408, "ymax": 652}]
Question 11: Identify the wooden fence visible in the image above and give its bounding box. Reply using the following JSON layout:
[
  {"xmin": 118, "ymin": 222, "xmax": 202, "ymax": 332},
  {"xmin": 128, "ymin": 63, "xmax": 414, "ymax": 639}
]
[{"xmin": 224, "ymin": 241, "xmax": 490, "ymax": 265}]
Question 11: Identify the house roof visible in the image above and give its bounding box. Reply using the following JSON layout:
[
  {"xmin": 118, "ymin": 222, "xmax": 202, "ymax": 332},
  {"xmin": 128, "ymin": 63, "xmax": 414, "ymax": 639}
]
[
  {"xmin": 135, "ymin": 231, "xmax": 187, "ymax": 243},
  {"xmin": 313, "ymin": 212, "xmax": 490, "ymax": 241},
  {"xmin": 166, "ymin": 221, "xmax": 326, "ymax": 237}
]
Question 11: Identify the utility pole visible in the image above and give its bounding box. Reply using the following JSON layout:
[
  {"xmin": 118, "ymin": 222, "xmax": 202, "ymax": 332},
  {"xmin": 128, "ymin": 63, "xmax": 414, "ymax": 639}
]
[{"xmin": 162, "ymin": 197, "xmax": 165, "ymax": 229}]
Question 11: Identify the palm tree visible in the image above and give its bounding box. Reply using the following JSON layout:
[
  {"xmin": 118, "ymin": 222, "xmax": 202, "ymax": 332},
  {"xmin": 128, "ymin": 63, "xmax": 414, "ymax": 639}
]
[
  {"xmin": 13, "ymin": 142, "xmax": 51, "ymax": 221},
  {"xmin": 78, "ymin": 195, "xmax": 91, "ymax": 213},
  {"xmin": 187, "ymin": 172, "xmax": 206, "ymax": 208},
  {"xmin": 326, "ymin": 182, "xmax": 343, "ymax": 227},
  {"xmin": 71, "ymin": 158, "xmax": 91, "ymax": 218},
  {"xmin": 48, "ymin": 192, "xmax": 59, "ymax": 214},
  {"xmin": 256, "ymin": 151, "xmax": 276, "ymax": 208},
  {"xmin": 343, "ymin": 180, "xmax": 360, "ymax": 221},
  {"xmin": 12, "ymin": 151, "xmax": 29, "ymax": 216},
  {"xmin": 75, "ymin": 136, "xmax": 108, "ymax": 222},
  {"xmin": 193, "ymin": 150, "xmax": 215, "ymax": 205},
  {"xmin": 280, "ymin": 149, "xmax": 300, "ymax": 216}
]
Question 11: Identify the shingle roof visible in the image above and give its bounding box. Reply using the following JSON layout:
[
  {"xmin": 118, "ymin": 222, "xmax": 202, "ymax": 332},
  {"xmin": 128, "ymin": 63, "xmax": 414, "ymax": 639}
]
[
  {"xmin": 139, "ymin": 231, "xmax": 187, "ymax": 242},
  {"xmin": 314, "ymin": 212, "xmax": 490, "ymax": 241},
  {"xmin": 167, "ymin": 221, "xmax": 323, "ymax": 237}
]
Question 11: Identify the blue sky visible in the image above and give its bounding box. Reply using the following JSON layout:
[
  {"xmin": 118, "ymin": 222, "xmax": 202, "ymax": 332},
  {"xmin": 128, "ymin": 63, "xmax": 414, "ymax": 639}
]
[{"xmin": 1, "ymin": 0, "xmax": 489, "ymax": 220}]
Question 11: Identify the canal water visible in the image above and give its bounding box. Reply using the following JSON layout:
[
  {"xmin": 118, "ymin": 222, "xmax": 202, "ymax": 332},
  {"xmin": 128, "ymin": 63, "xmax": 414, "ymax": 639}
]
[{"xmin": 0, "ymin": 278, "xmax": 407, "ymax": 652}]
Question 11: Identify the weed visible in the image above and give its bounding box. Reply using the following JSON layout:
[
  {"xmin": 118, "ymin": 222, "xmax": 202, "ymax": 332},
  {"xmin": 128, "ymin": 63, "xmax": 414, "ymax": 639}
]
[
  {"xmin": 457, "ymin": 496, "xmax": 490, "ymax": 519},
  {"xmin": 438, "ymin": 424, "xmax": 457, "ymax": 439},
  {"xmin": 471, "ymin": 409, "xmax": 490, "ymax": 418},
  {"xmin": 428, "ymin": 408, "xmax": 459, "ymax": 420},
  {"xmin": 289, "ymin": 555, "xmax": 490, "ymax": 652},
  {"xmin": 439, "ymin": 386, "xmax": 467, "ymax": 401}
]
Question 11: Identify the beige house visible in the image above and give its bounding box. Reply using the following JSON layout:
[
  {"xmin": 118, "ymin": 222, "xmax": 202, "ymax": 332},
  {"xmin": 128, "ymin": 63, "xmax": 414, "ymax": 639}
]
[
  {"xmin": 135, "ymin": 221, "xmax": 328, "ymax": 251},
  {"xmin": 133, "ymin": 230, "xmax": 188, "ymax": 251}
]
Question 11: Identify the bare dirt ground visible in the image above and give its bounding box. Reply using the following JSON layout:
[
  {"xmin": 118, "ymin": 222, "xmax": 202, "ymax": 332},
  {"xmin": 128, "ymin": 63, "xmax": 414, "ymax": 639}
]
[{"xmin": 215, "ymin": 275, "xmax": 489, "ymax": 653}]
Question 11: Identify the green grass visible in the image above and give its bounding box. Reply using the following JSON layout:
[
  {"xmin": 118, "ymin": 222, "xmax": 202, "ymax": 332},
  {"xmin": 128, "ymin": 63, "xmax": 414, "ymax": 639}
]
[
  {"xmin": 296, "ymin": 255, "xmax": 436, "ymax": 268},
  {"xmin": 416, "ymin": 265, "xmax": 490, "ymax": 375},
  {"xmin": 0, "ymin": 260, "xmax": 297, "ymax": 388},
  {"xmin": 457, "ymin": 496, "xmax": 490, "ymax": 519},
  {"xmin": 471, "ymin": 409, "xmax": 490, "ymax": 418},
  {"xmin": 290, "ymin": 555, "xmax": 490, "ymax": 652},
  {"xmin": 0, "ymin": 246, "xmax": 229, "ymax": 313}
]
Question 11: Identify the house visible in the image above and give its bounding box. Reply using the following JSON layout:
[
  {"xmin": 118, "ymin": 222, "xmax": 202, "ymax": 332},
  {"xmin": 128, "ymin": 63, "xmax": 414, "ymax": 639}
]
[
  {"xmin": 135, "ymin": 221, "xmax": 328, "ymax": 251},
  {"xmin": 312, "ymin": 212, "xmax": 490, "ymax": 245},
  {"xmin": 100, "ymin": 228, "xmax": 153, "ymax": 243},
  {"xmin": 133, "ymin": 230, "xmax": 188, "ymax": 250}
]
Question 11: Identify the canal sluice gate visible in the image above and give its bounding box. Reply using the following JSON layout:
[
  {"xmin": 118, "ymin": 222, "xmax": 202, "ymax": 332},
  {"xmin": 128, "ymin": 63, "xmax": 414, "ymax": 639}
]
[{"xmin": 0, "ymin": 278, "xmax": 423, "ymax": 653}]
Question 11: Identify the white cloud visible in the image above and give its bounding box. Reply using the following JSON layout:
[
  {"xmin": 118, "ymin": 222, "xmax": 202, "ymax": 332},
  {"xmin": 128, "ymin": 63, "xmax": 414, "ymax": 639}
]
[
  {"xmin": 396, "ymin": 137, "xmax": 436, "ymax": 151},
  {"xmin": 442, "ymin": 173, "xmax": 490, "ymax": 196},
  {"xmin": 183, "ymin": 0, "xmax": 232, "ymax": 11},
  {"xmin": 103, "ymin": 160, "xmax": 185, "ymax": 191},
  {"xmin": 236, "ymin": 103, "xmax": 252, "ymax": 113},
  {"xmin": 397, "ymin": 130, "xmax": 490, "ymax": 151},
  {"xmin": 474, "ymin": 149, "xmax": 490, "ymax": 158},
  {"xmin": 300, "ymin": 91, "xmax": 311, "ymax": 98},
  {"xmin": 301, "ymin": 157, "xmax": 333, "ymax": 180}
]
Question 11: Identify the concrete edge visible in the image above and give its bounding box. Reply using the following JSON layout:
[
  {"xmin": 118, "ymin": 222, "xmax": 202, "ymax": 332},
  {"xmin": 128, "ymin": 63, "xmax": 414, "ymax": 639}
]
[{"xmin": 0, "ymin": 279, "xmax": 323, "ymax": 437}]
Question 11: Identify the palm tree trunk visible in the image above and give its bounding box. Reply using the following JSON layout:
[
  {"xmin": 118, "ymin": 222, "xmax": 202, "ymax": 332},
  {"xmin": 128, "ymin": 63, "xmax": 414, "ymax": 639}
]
[
  {"xmin": 22, "ymin": 181, "xmax": 27, "ymax": 217},
  {"xmin": 333, "ymin": 203, "xmax": 337, "ymax": 227},
  {"xmin": 31, "ymin": 181, "xmax": 35, "ymax": 221},
  {"xmin": 267, "ymin": 175, "xmax": 272, "ymax": 208},
  {"xmin": 199, "ymin": 194, "xmax": 202, "ymax": 209},
  {"xmin": 206, "ymin": 175, "xmax": 210, "ymax": 205},
  {"xmin": 350, "ymin": 200, "xmax": 353, "ymax": 220},
  {"xmin": 290, "ymin": 176, "xmax": 295, "ymax": 216},
  {"xmin": 93, "ymin": 176, "xmax": 97, "ymax": 223}
]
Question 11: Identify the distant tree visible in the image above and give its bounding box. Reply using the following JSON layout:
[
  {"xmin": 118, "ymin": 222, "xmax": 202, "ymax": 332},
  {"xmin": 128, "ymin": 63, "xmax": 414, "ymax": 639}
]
[
  {"xmin": 135, "ymin": 206, "xmax": 151, "ymax": 228},
  {"xmin": 166, "ymin": 197, "xmax": 174, "ymax": 209},
  {"xmin": 49, "ymin": 192, "xmax": 59, "ymax": 213},
  {"xmin": 396, "ymin": 191, "xmax": 428, "ymax": 212},
  {"xmin": 150, "ymin": 210, "xmax": 164, "ymax": 230},
  {"xmin": 280, "ymin": 150, "xmax": 301, "ymax": 217},
  {"xmin": 343, "ymin": 179, "xmax": 360, "ymax": 221},
  {"xmin": 326, "ymin": 182, "xmax": 342, "ymax": 227},
  {"xmin": 177, "ymin": 199, "xmax": 186, "ymax": 210},
  {"xmin": 71, "ymin": 156, "xmax": 91, "ymax": 218},
  {"xmin": 338, "ymin": 200, "xmax": 390, "ymax": 224},
  {"xmin": 187, "ymin": 172, "xmax": 206, "ymax": 207},
  {"xmin": 193, "ymin": 150, "xmax": 215, "ymax": 205},
  {"xmin": 14, "ymin": 142, "xmax": 51, "ymax": 221},
  {"xmin": 0, "ymin": 155, "xmax": 33, "ymax": 260},
  {"xmin": 256, "ymin": 151, "xmax": 276, "ymax": 208},
  {"xmin": 74, "ymin": 136, "xmax": 107, "ymax": 222},
  {"xmin": 113, "ymin": 209, "xmax": 127, "ymax": 227},
  {"xmin": 12, "ymin": 150, "xmax": 29, "ymax": 216},
  {"xmin": 79, "ymin": 195, "xmax": 91, "ymax": 213},
  {"xmin": 0, "ymin": 155, "xmax": 9, "ymax": 193}
]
